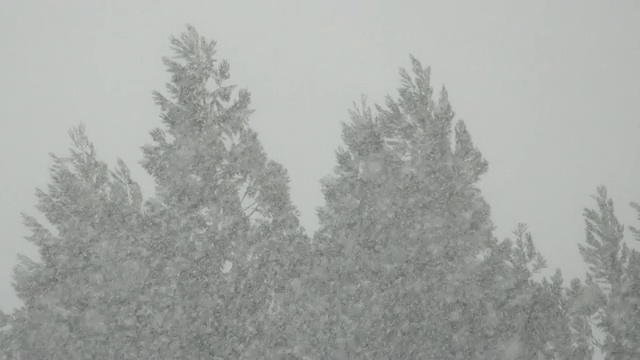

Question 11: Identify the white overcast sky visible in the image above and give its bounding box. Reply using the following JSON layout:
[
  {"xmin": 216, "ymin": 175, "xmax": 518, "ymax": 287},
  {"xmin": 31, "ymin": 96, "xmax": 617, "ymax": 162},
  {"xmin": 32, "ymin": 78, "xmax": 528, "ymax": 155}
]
[{"xmin": 1, "ymin": 0, "xmax": 640, "ymax": 312}]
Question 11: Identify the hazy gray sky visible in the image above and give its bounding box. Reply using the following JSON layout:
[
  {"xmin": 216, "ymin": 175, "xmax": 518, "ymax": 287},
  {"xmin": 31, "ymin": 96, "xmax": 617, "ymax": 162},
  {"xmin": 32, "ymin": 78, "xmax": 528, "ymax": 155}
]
[{"xmin": 1, "ymin": 0, "xmax": 639, "ymax": 313}]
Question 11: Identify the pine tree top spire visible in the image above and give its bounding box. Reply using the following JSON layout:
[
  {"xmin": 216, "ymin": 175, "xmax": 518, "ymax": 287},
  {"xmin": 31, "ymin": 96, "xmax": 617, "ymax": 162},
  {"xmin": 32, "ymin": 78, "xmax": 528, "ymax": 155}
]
[{"xmin": 151, "ymin": 25, "xmax": 251, "ymax": 139}]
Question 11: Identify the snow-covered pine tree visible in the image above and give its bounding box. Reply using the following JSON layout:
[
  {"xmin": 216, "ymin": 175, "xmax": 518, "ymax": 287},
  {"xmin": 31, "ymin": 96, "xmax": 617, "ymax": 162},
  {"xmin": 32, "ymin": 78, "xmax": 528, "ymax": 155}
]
[
  {"xmin": 578, "ymin": 186, "xmax": 640, "ymax": 360},
  {"xmin": 622, "ymin": 201, "xmax": 640, "ymax": 356},
  {"xmin": 140, "ymin": 25, "xmax": 309, "ymax": 359},
  {"xmin": 307, "ymin": 56, "xmax": 593, "ymax": 359},
  {"xmin": 309, "ymin": 56, "xmax": 500, "ymax": 358},
  {"xmin": 476, "ymin": 225, "xmax": 593, "ymax": 359},
  {"xmin": 618, "ymin": 249, "xmax": 640, "ymax": 357},
  {"xmin": 522, "ymin": 271, "xmax": 594, "ymax": 359},
  {"xmin": 2, "ymin": 125, "xmax": 147, "ymax": 359}
]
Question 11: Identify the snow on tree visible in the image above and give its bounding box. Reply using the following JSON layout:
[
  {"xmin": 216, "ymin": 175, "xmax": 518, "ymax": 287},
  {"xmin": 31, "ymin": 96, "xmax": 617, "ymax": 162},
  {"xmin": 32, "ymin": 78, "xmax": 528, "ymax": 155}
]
[
  {"xmin": 307, "ymin": 56, "xmax": 492, "ymax": 358},
  {"xmin": 476, "ymin": 225, "xmax": 593, "ymax": 359},
  {"xmin": 138, "ymin": 25, "xmax": 309, "ymax": 359},
  {"xmin": 0, "ymin": 25, "xmax": 612, "ymax": 360},
  {"xmin": 575, "ymin": 186, "xmax": 640, "ymax": 359},
  {"xmin": 1, "ymin": 125, "xmax": 147, "ymax": 359},
  {"xmin": 1, "ymin": 26, "xmax": 311, "ymax": 359},
  {"xmin": 305, "ymin": 56, "xmax": 591, "ymax": 359}
]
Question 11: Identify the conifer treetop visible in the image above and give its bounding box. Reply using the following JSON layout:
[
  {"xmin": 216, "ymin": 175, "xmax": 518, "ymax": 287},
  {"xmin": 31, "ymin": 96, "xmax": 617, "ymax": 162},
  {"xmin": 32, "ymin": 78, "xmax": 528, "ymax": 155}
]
[{"xmin": 151, "ymin": 24, "xmax": 252, "ymax": 142}]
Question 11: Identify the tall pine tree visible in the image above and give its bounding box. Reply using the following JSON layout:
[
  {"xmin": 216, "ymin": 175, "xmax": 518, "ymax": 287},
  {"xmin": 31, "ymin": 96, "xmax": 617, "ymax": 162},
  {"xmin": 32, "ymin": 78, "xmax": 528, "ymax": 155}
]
[
  {"xmin": 2, "ymin": 125, "xmax": 147, "ymax": 359},
  {"xmin": 309, "ymin": 56, "xmax": 498, "ymax": 358},
  {"xmin": 577, "ymin": 186, "xmax": 640, "ymax": 359},
  {"xmin": 476, "ymin": 225, "xmax": 593, "ymax": 359},
  {"xmin": 307, "ymin": 56, "xmax": 591, "ymax": 359},
  {"xmin": 139, "ymin": 25, "xmax": 309, "ymax": 359}
]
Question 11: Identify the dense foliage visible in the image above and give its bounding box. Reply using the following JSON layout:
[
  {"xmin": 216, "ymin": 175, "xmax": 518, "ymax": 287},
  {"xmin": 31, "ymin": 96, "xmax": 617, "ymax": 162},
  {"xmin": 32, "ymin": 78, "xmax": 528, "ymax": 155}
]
[{"xmin": 1, "ymin": 26, "xmax": 638, "ymax": 359}]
